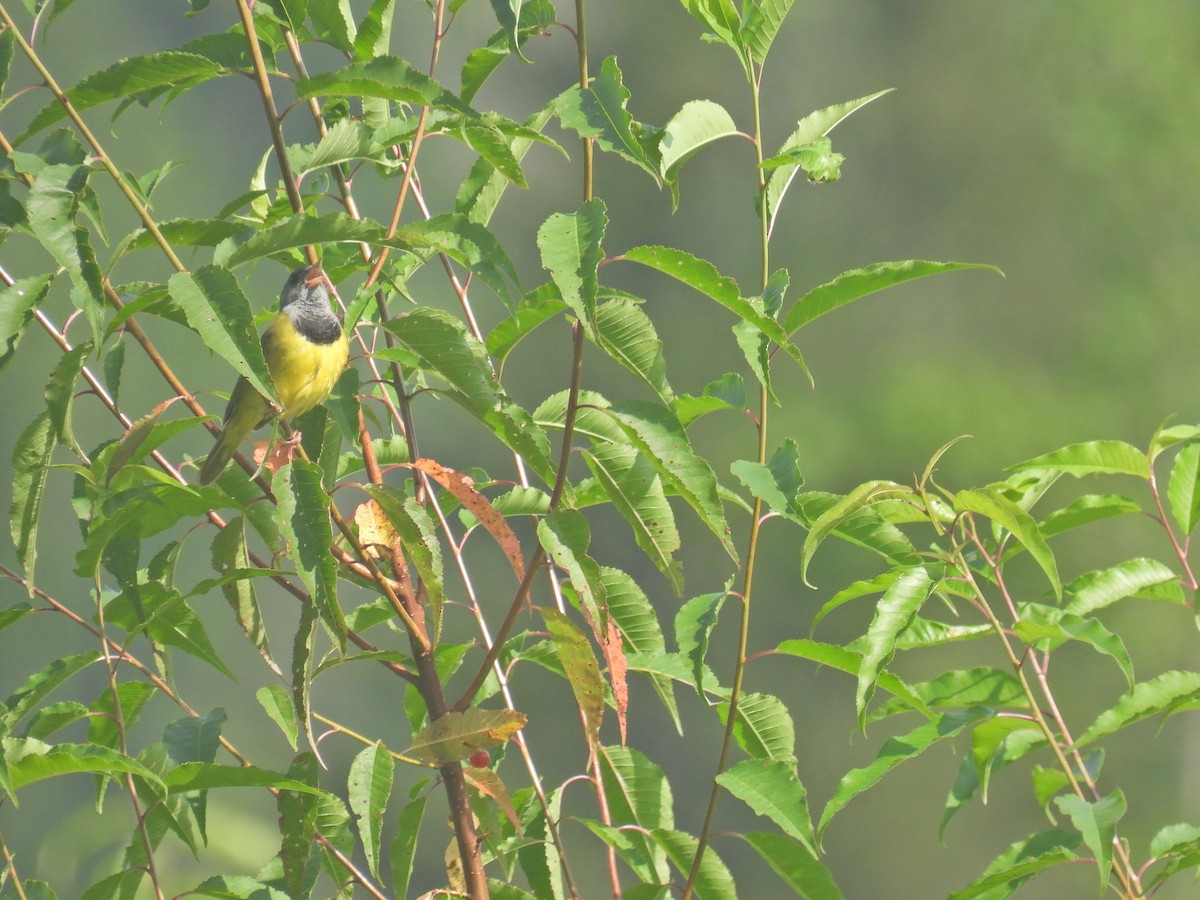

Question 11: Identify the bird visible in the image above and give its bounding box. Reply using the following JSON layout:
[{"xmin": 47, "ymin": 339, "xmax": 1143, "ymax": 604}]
[{"xmin": 197, "ymin": 262, "xmax": 348, "ymax": 485}]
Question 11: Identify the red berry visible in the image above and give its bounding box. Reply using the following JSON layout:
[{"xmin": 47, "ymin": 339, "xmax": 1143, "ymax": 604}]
[{"xmin": 468, "ymin": 749, "xmax": 491, "ymax": 768}]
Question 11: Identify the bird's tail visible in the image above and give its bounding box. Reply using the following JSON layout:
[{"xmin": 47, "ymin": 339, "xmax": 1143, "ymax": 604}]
[{"xmin": 198, "ymin": 380, "xmax": 269, "ymax": 484}]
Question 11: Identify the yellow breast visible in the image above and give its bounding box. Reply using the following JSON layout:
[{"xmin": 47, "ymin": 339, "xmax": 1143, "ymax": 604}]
[{"xmin": 265, "ymin": 313, "xmax": 349, "ymax": 418}]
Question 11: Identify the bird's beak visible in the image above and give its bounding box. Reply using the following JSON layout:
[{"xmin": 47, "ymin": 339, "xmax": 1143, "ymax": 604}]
[{"xmin": 304, "ymin": 262, "xmax": 325, "ymax": 288}]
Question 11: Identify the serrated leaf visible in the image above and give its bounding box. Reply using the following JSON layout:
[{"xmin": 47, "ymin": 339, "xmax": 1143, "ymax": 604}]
[
  {"xmin": 1, "ymin": 652, "xmax": 101, "ymax": 733},
  {"xmin": 605, "ymin": 400, "xmax": 735, "ymax": 559},
  {"xmin": 276, "ymin": 752, "xmax": 320, "ymax": 899},
  {"xmin": 594, "ymin": 297, "xmax": 673, "ymax": 402},
  {"xmin": 766, "ymin": 90, "xmax": 893, "ymax": 233},
  {"xmin": 717, "ymin": 758, "xmax": 815, "ymax": 854},
  {"xmin": 802, "ymin": 480, "xmax": 911, "ymax": 586},
  {"xmin": 784, "ymin": 260, "xmax": 1002, "ymax": 334},
  {"xmin": 555, "ymin": 56, "xmax": 660, "ymax": 182},
  {"xmin": 955, "ymin": 487, "xmax": 1061, "ymax": 601},
  {"xmin": 164, "ymin": 709, "xmax": 226, "ymax": 764},
  {"xmin": 1054, "ymin": 791, "xmax": 1125, "ymax": 893},
  {"xmin": 598, "ymin": 745, "xmax": 672, "ymax": 881},
  {"xmin": 285, "ymin": 459, "xmax": 345, "ymax": 648},
  {"xmin": 947, "ymin": 830, "xmax": 1079, "ymax": 900},
  {"xmin": 386, "ymin": 312, "xmax": 552, "ymax": 481},
  {"xmin": 169, "ymin": 266, "xmax": 275, "ymax": 402},
  {"xmin": 623, "ymin": 244, "xmax": 809, "ymax": 381},
  {"xmin": 1007, "ymin": 440, "xmax": 1150, "ymax": 479},
  {"xmin": 1168, "ymin": 442, "xmax": 1200, "ymax": 536},
  {"xmin": 741, "ymin": 831, "xmax": 843, "ymax": 899},
  {"xmin": 775, "ymin": 639, "xmax": 929, "ymax": 716},
  {"xmin": 856, "ymin": 566, "xmax": 933, "ymax": 726},
  {"xmin": 652, "ymin": 828, "xmax": 736, "ymax": 900},
  {"xmin": 407, "ymin": 708, "xmax": 525, "ymax": 763},
  {"xmin": 1063, "ymin": 558, "xmax": 1182, "ymax": 617},
  {"xmin": 256, "ymin": 685, "xmax": 298, "ymax": 750},
  {"xmin": 539, "ymin": 607, "xmax": 605, "ymax": 744},
  {"xmin": 0, "ymin": 274, "xmax": 54, "ymax": 373},
  {"xmin": 3, "ymin": 738, "xmax": 166, "ymax": 796},
  {"xmin": 718, "ymin": 691, "xmax": 794, "ymax": 762},
  {"xmin": 211, "ymin": 518, "xmax": 279, "ymax": 675},
  {"xmin": 10, "ymin": 412, "xmax": 56, "ymax": 594},
  {"xmin": 18, "ymin": 52, "xmax": 225, "ymax": 142},
  {"xmin": 742, "ymin": 0, "xmax": 796, "ymax": 63},
  {"xmin": 389, "ymin": 789, "xmax": 428, "ymax": 897},
  {"xmin": 1076, "ymin": 670, "xmax": 1200, "ymax": 748},
  {"xmin": 818, "ymin": 709, "xmax": 988, "ymax": 838},
  {"xmin": 1039, "ymin": 493, "xmax": 1141, "ymax": 536},
  {"xmin": 659, "ymin": 99, "xmax": 739, "ymax": 208},
  {"xmin": 348, "ymin": 742, "xmax": 394, "ymax": 881},
  {"xmin": 583, "ymin": 443, "xmax": 682, "ymax": 594},
  {"xmin": 363, "ymin": 485, "xmax": 446, "ymax": 612},
  {"xmin": 297, "ymin": 54, "xmax": 462, "ymax": 109},
  {"xmin": 674, "ymin": 590, "xmax": 727, "ymax": 698},
  {"xmin": 537, "ymin": 198, "xmax": 606, "ymax": 332}
]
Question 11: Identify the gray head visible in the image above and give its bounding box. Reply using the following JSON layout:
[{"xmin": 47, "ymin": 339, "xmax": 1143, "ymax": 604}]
[{"xmin": 280, "ymin": 262, "xmax": 329, "ymax": 310}]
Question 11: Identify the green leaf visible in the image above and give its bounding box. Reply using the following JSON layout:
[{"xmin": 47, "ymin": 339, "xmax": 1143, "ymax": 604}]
[
  {"xmin": 539, "ymin": 607, "xmax": 606, "ymax": 744},
  {"xmin": 104, "ymin": 586, "xmax": 237, "ymax": 680},
  {"xmin": 742, "ymin": 0, "xmax": 796, "ymax": 63},
  {"xmin": 856, "ymin": 566, "xmax": 933, "ymax": 726},
  {"xmin": 537, "ymin": 199, "xmax": 606, "ymax": 332},
  {"xmin": 801, "ymin": 480, "xmax": 911, "ymax": 587},
  {"xmin": 3, "ymin": 738, "xmax": 166, "ymax": 796},
  {"xmin": 554, "ymin": 56, "xmax": 660, "ymax": 182},
  {"xmin": 679, "ymin": 0, "xmax": 743, "ymax": 61},
  {"xmin": 659, "ymin": 99, "xmax": 739, "ymax": 208},
  {"xmin": 298, "ymin": 59, "xmax": 467, "ymax": 112},
  {"xmin": 24, "ymin": 701, "xmax": 89, "ymax": 741},
  {"xmin": 947, "ymin": 830, "xmax": 1079, "ymax": 899},
  {"xmin": 605, "ymin": 400, "xmax": 735, "ymax": 559},
  {"xmin": 1, "ymin": 652, "xmax": 100, "ymax": 732},
  {"xmin": 674, "ymin": 373, "xmax": 746, "ymax": 426},
  {"xmin": 718, "ymin": 691, "xmax": 794, "ymax": 762},
  {"xmin": 284, "ymin": 460, "xmax": 346, "ymax": 648},
  {"xmin": 818, "ymin": 710, "xmax": 988, "ymax": 838},
  {"xmin": 162, "ymin": 761, "xmax": 322, "ymax": 794},
  {"xmin": 717, "ymin": 758, "xmax": 815, "ymax": 854},
  {"xmin": 603, "ymin": 568, "xmax": 680, "ymax": 730},
  {"xmin": 256, "ymin": 685, "xmax": 298, "ymax": 751},
  {"xmin": 765, "ymin": 90, "xmax": 893, "ymax": 233},
  {"xmin": 169, "ymin": 266, "xmax": 276, "ymax": 403},
  {"xmin": 652, "ymin": 828, "xmax": 736, "ymax": 900},
  {"xmin": 623, "ymin": 244, "xmax": 810, "ymax": 382},
  {"xmin": 741, "ymin": 831, "xmax": 843, "ymax": 899},
  {"xmin": 1168, "ymin": 441, "xmax": 1200, "ymax": 536},
  {"xmin": 385, "ymin": 308, "xmax": 552, "ymax": 482},
  {"xmin": 10, "ymin": 412, "xmax": 56, "ymax": 594},
  {"xmin": 1054, "ymin": 791, "xmax": 1125, "ymax": 893},
  {"xmin": 18, "ymin": 52, "xmax": 225, "ymax": 142},
  {"xmin": 26, "ymin": 164, "xmax": 103, "ymax": 328},
  {"xmin": 794, "ymin": 491, "xmax": 919, "ymax": 571},
  {"xmin": 1039, "ymin": 494, "xmax": 1141, "ymax": 536},
  {"xmin": 389, "ymin": 789, "xmax": 428, "ymax": 897},
  {"xmin": 594, "ymin": 298, "xmax": 673, "ymax": 402},
  {"xmin": 1076, "ymin": 670, "xmax": 1200, "ymax": 749},
  {"xmin": 955, "ymin": 487, "xmax": 1061, "ymax": 601},
  {"xmin": 164, "ymin": 708, "xmax": 226, "ymax": 764},
  {"xmin": 1007, "ymin": 440, "xmax": 1150, "ymax": 479},
  {"xmin": 0, "ymin": 274, "xmax": 54, "ymax": 373},
  {"xmin": 277, "ymin": 752, "xmax": 320, "ymax": 899},
  {"xmin": 348, "ymin": 742, "xmax": 394, "ymax": 881},
  {"xmin": 583, "ymin": 442, "xmax": 682, "ymax": 594},
  {"xmin": 784, "ymin": 260, "xmax": 1002, "ymax": 334},
  {"xmin": 210, "ymin": 519, "xmax": 279, "ymax": 674},
  {"xmin": 1063, "ymin": 557, "xmax": 1183, "ymax": 616},
  {"xmin": 774, "ymin": 639, "xmax": 930, "ymax": 717},
  {"xmin": 674, "ymin": 589, "xmax": 728, "ymax": 698},
  {"xmin": 598, "ymin": 745, "xmax": 673, "ymax": 881}
]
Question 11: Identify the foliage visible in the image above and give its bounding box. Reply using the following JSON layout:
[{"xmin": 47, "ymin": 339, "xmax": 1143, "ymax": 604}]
[{"xmin": 0, "ymin": 2, "xmax": 1195, "ymax": 899}]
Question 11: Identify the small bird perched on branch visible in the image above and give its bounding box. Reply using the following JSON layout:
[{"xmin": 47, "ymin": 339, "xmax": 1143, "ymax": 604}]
[{"xmin": 198, "ymin": 262, "xmax": 348, "ymax": 485}]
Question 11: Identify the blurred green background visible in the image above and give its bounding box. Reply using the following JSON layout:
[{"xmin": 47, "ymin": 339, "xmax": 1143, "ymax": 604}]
[{"xmin": 3, "ymin": 2, "xmax": 1200, "ymax": 897}]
